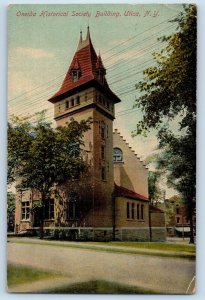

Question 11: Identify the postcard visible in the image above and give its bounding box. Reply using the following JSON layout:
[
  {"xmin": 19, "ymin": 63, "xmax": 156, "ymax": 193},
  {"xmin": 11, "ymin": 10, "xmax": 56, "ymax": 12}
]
[{"xmin": 7, "ymin": 3, "xmax": 196, "ymax": 294}]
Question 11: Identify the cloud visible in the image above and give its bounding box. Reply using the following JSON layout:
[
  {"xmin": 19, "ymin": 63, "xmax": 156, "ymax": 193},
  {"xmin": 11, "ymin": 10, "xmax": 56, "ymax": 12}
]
[
  {"xmin": 15, "ymin": 47, "xmax": 54, "ymax": 59},
  {"xmin": 8, "ymin": 71, "xmax": 36, "ymax": 97}
]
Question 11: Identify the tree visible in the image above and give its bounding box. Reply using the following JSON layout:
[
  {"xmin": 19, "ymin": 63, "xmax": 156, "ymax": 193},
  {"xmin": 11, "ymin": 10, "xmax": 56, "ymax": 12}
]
[
  {"xmin": 148, "ymin": 171, "xmax": 162, "ymax": 205},
  {"xmin": 7, "ymin": 192, "xmax": 15, "ymax": 232},
  {"xmin": 133, "ymin": 5, "xmax": 196, "ymax": 243},
  {"xmin": 8, "ymin": 114, "xmax": 91, "ymax": 237}
]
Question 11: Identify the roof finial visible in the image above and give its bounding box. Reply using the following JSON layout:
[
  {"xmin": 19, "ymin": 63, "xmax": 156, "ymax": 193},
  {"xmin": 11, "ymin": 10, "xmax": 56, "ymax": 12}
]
[
  {"xmin": 86, "ymin": 25, "xmax": 90, "ymax": 41},
  {"xmin": 80, "ymin": 29, "xmax": 82, "ymax": 43}
]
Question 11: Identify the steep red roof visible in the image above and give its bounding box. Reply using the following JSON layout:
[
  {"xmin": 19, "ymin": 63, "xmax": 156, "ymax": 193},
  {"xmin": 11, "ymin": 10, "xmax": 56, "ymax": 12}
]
[
  {"xmin": 48, "ymin": 27, "xmax": 120, "ymax": 104},
  {"xmin": 114, "ymin": 184, "xmax": 148, "ymax": 201}
]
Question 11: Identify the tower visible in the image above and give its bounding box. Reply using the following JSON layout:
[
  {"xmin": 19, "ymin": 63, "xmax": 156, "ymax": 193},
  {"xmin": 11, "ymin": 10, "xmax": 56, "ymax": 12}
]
[{"xmin": 48, "ymin": 27, "xmax": 121, "ymax": 235}]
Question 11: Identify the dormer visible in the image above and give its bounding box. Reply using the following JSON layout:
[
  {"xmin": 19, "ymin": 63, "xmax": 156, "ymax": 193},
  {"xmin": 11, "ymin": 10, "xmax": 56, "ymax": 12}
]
[
  {"xmin": 70, "ymin": 58, "xmax": 81, "ymax": 82},
  {"xmin": 96, "ymin": 54, "xmax": 106, "ymax": 84}
]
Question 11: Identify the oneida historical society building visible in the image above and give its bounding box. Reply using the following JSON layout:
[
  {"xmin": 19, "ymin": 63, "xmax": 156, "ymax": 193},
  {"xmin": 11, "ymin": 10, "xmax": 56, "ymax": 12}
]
[{"xmin": 15, "ymin": 27, "xmax": 166, "ymax": 242}]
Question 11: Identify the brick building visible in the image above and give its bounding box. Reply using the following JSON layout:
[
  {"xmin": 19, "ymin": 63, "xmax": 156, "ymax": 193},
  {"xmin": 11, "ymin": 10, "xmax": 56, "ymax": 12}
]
[
  {"xmin": 164, "ymin": 199, "xmax": 191, "ymax": 237},
  {"xmin": 15, "ymin": 27, "xmax": 166, "ymax": 241}
]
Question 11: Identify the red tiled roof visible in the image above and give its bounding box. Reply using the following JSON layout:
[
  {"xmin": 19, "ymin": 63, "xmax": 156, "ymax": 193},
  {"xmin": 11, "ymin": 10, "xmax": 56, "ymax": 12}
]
[
  {"xmin": 48, "ymin": 27, "xmax": 120, "ymax": 104},
  {"xmin": 114, "ymin": 184, "xmax": 148, "ymax": 201}
]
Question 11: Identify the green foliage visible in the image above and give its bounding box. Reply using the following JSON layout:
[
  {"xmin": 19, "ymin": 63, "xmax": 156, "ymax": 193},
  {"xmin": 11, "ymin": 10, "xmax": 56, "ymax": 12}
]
[
  {"xmin": 133, "ymin": 5, "xmax": 196, "ymax": 242},
  {"xmin": 7, "ymin": 192, "xmax": 15, "ymax": 215},
  {"xmin": 8, "ymin": 113, "xmax": 91, "ymax": 200},
  {"xmin": 134, "ymin": 4, "xmax": 196, "ymax": 136},
  {"xmin": 148, "ymin": 171, "xmax": 162, "ymax": 204}
]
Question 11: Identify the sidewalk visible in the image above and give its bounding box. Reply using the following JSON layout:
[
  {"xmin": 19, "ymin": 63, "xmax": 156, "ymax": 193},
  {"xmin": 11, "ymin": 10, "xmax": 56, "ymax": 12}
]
[{"xmin": 7, "ymin": 237, "xmax": 195, "ymax": 259}]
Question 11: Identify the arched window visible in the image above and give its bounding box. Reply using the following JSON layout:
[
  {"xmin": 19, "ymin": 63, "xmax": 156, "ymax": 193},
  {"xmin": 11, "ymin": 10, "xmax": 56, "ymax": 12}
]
[{"xmin": 113, "ymin": 148, "xmax": 123, "ymax": 162}]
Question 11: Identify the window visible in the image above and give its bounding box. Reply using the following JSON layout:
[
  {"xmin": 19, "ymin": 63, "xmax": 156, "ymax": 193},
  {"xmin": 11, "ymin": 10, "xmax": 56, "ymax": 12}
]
[
  {"xmin": 127, "ymin": 202, "xmax": 130, "ymax": 219},
  {"xmin": 76, "ymin": 96, "xmax": 80, "ymax": 105},
  {"xmin": 101, "ymin": 145, "xmax": 105, "ymax": 160},
  {"xmin": 113, "ymin": 148, "xmax": 123, "ymax": 162},
  {"xmin": 176, "ymin": 207, "xmax": 180, "ymax": 214},
  {"xmin": 65, "ymin": 101, "xmax": 69, "ymax": 109},
  {"xmin": 21, "ymin": 201, "xmax": 30, "ymax": 220},
  {"xmin": 137, "ymin": 204, "xmax": 140, "ymax": 219},
  {"xmin": 68, "ymin": 192, "xmax": 79, "ymax": 219},
  {"xmin": 71, "ymin": 98, "xmax": 74, "ymax": 106},
  {"xmin": 176, "ymin": 217, "xmax": 180, "ymax": 224},
  {"xmin": 72, "ymin": 70, "xmax": 79, "ymax": 82},
  {"xmin": 101, "ymin": 166, "xmax": 106, "ymax": 181},
  {"xmin": 69, "ymin": 142, "xmax": 80, "ymax": 158},
  {"xmin": 101, "ymin": 122, "xmax": 105, "ymax": 139},
  {"xmin": 141, "ymin": 204, "xmax": 144, "ymax": 220},
  {"xmin": 131, "ymin": 203, "xmax": 135, "ymax": 219},
  {"xmin": 98, "ymin": 94, "xmax": 102, "ymax": 103},
  {"xmin": 45, "ymin": 199, "xmax": 54, "ymax": 220}
]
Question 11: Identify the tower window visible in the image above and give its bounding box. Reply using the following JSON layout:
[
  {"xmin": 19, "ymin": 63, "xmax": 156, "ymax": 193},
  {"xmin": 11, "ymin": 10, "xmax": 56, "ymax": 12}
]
[
  {"xmin": 113, "ymin": 148, "xmax": 123, "ymax": 162},
  {"xmin": 101, "ymin": 145, "xmax": 105, "ymax": 160},
  {"xmin": 101, "ymin": 166, "xmax": 106, "ymax": 181},
  {"xmin": 21, "ymin": 201, "xmax": 30, "ymax": 220},
  {"xmin": 101, "ymin": 122, "xmax": 105, "ymax": 139},
  {"xmin": 76, "ymin": 96, "xmax": 80, "ymax": 105}
]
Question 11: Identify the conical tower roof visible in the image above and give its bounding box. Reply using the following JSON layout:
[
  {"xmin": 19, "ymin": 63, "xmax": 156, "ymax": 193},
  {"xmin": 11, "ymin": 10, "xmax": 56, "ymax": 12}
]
[{"xmin": 48, "ymin": 27, "xmax": 121, "ymax": 104}]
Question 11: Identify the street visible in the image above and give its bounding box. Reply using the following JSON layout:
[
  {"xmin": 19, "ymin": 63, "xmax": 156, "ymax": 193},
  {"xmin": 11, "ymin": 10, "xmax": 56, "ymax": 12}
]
[{"xmin": 7, "ymin": 240, "xmax": 195, "ymax": 294}]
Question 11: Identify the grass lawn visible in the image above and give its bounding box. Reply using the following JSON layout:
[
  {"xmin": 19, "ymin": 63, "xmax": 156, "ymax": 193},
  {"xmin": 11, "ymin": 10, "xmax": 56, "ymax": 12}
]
[
  {"xmin": 7, "ymin": 264, "xmax": 62, "ymax": 287},
  {"xmin": 41, "ymin": 280, "xmax": 158, "ymax": 294},
  {"xmin": 86, "ymin": 241, "xmax": 196, "ymax": 254}
]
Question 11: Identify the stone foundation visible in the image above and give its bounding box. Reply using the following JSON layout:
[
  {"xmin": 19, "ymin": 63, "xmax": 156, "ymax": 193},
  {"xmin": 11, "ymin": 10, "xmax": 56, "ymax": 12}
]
[{"xmin": 24, "ymin": 226, "xmax": 166, "ymax": 242}]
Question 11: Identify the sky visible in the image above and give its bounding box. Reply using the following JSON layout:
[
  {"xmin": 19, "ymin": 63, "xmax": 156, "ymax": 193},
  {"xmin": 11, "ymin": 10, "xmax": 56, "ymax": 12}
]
[{"xmin": 8, "ymin": 3, "xmax": 188, "ymax": 197}]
